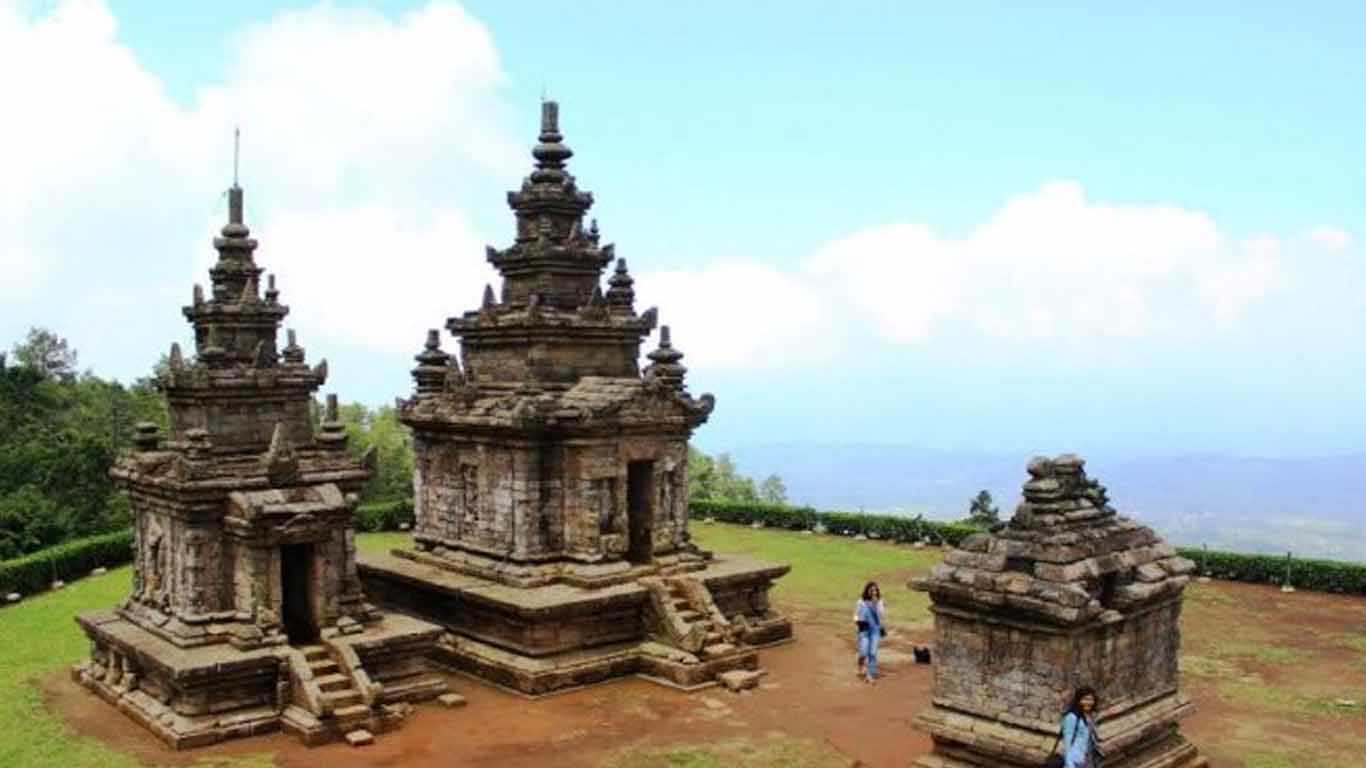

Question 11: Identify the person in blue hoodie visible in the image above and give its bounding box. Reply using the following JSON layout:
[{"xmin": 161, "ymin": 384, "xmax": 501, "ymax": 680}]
[
  {"xmin": 853, "ymin": 581, "xmax": 885, "ymax": 683},
  {"xmin": 1058, "ymin": 686, "xmax": 1103, "ymax": 768}
]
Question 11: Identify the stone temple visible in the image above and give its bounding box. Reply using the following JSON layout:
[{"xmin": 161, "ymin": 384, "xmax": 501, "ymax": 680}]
[
  {"xmin": 74, "ymin": 182, "xmax": 448, "ymax": 748},
  {"xmin": 913, "ymin": 455, "xmax": 1207, "ymax": 768},
  {"xmin": 358, "ymin": 101, "xmax": 792, "ymax": 695}
]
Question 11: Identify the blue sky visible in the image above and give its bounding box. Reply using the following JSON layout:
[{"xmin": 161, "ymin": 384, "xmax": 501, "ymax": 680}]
[{"xmin": 3, "ymin": 1, "xmax": 1363, "ymax": 458}]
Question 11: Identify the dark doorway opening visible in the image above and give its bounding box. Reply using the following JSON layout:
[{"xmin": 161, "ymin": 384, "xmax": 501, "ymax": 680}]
[
  {"xmin": 281, "ymin": 543, "xmax": 317, "ymax": 644},
  {"xmin": 626, "ymin": 461, "xmax": 655, "ymax": 564}
]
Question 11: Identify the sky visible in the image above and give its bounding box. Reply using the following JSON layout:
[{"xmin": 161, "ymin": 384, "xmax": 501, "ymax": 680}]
[{"xmin": 1, "ymin": 0, "xmax": 1363, "ymax": 459}]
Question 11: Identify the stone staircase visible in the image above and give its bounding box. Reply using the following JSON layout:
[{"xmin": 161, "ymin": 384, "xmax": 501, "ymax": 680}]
[
  {"xmin": 642, "ymin": 576, "xmax": 765, "ymax": 692},
  {"xmin": 302, "ymin": 645, "xmax": 375, "ymax": 744}
]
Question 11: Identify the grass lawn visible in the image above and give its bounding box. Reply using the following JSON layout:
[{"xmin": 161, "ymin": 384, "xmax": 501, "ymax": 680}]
[{"xmin": 690, "ymin": 522, "xmax": 941, "ymax": 623}]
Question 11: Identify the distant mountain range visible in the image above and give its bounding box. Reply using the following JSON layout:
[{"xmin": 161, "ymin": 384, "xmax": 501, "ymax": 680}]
[{"xmin": 717, "ymin": 444, "xmax": 1366, "ymax": 562}]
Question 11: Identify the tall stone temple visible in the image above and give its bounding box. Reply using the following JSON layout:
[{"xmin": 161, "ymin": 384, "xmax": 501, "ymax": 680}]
[
  {"xmin": 75, "ymin": 182, "xmax": 449, "ymax": 749},
  {"xmin": 913, "ymin": 455, "xmax": 1207, "ymax": 768},
  {"xmin": 358, "ymin": 102, "xmax": 792, "ymax": 694}
]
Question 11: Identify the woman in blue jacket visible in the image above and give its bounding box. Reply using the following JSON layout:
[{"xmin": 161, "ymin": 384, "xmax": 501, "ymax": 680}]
[
  {"xmin": 1058, "ymin": 686, "xmax": 1103, "ymax": 768},
  {"xmin": 853, "ymin": 581, "xmax": 885, "ymax": 683}
]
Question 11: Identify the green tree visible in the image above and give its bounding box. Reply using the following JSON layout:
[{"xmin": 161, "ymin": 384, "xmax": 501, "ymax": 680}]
[
  {"xmin": 759, "ymin": 474, "xmax": 788, "ymax": 504},
  {"xmin": 967, "ymin": 490, "xmax": 1001, "ymax": 527},
  {"xmin": 687, "ymin": 445, "xmax": 719, "ymax": 499},
  {"xmin": 12, "ymin": 327, "xmax": 79, "ymax": 380},
  {"xmin": 337, "ymin": 402, "xmax": 414, "ymax": 503}
]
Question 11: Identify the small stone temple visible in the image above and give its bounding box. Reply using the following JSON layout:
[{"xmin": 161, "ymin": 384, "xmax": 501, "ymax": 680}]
[
  {"xmin": 358, "ymin": 101, "xmax": 791, "ymax": 695},
  {"xmin": 75, "ymin": 181, "xmax": 449, "ymax": 749},
  {"xmin": 913, "ymin": 455, "xmax": 1207, "ymax": 768}
]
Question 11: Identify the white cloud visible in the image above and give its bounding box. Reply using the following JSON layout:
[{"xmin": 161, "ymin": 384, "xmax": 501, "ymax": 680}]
[
  {"xmin": 804, "ymin": 180, "xmax": 1279, "ymax": 344},
  {"xmin": 0, "ymin": 0, "xmax": 518, "ymax": 376},
  {"xmin": 633, "ymin": 261, "xmax": 840, "ymax": 371},
  {"xmin": 1308, "ymin": 226, "xmax": 1352, "ymax": 252},
  {"xmin": 249, "ymin": 204, "xmax": 497, "ymax": 356}
]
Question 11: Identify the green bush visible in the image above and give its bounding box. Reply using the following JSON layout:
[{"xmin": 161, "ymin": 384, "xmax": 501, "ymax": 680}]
[
  {"xmin": 0, "ymin": 529, "xmax": 133, "ymax": 596},
  {"xmin": 354, "ymin": 499, "xmax": 414, "ymax": 532},
  {"xmin": 1178, "ymin": 547, "xmax": 1366, "ymax": 595},
  {"xmin": 689, "ymin": 500, "xmax": 980, "ymax": 547}
]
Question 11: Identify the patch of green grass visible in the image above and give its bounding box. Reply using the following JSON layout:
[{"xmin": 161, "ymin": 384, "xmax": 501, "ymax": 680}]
[
  {"xmin": 599, "ymin": 735, "xmax": 849, "ymax": 768},
  {"xmin": 1212, "ymin": 639, "xmax": 1310, "ymax": 664},
  {"xmin": 691, "ymin": 522, "xmax": 941, "ymax": 621},
  {"xmin": 1179, "ymin": 654, "xmax": 1241, "ymax": 679},
  {"xmin": 1338, "ymin": 632, "xmax": 1366, "ymax": 655},
  {"xmin": 0, "ymin": 568, "xmax": 277, "ymax": 768},
  {"xmin": 355, "ymin": 530, "xmax": 410, "ymax": 556},
  {"xmin": 1218, "ymin": 677, "xmax": 1366, "ymax": 720}
]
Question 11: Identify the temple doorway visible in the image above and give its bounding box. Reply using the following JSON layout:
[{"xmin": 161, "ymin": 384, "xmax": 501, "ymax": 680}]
[
  {"xmin": 626, "ymin": 461, "xmax": 655, "ymax": 564},
  {"xmin": 281, "ymin": 543, "xmax": 318, "ymax": 644}
]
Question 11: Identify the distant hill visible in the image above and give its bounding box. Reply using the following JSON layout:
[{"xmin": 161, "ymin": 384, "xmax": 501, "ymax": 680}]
[{"xmin": 715, "ymin": 444, "xmax": 1366, "ymax": 562}]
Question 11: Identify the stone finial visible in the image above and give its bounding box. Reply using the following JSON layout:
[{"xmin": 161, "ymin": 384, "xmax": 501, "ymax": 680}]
[
  {"xmin": 482, "ymin": 284, "xmax": 497, "ymax": 310},
  {"xmin": 445, "ymin": 355, "xmax": 467, "ymax": 392},
  {"xmin": 265, "ymin": 273, "xmax": 279, "ymax": 303},
  {"xmin": 532, "ymin": 100, "xmax": 573, "ymax": 176},
  {"xmin": 590, "ymin": 285, "xmax": 606, "ymax": 307},
  {"xmin": 644, "ymin": 325, "xmax": 688, "ymax": 390},
  {"xmin": 312, "ymin": 358, "xmax": 328, "ymax": 382},
  {"xmin": 639, "ymin": 306, "xmax": 659, "ymax": 331},
  {"xmin": 261, "ymin": 423, "xmax": 299, "ymax": 483},
  {"xmin": 412, "ymin": 329, "xmax": 451, "ymax": 396},
  {"xmin": 239, "ymin": 275, "xmax": 258, "ymax": 305},
  {"xmin": 168, "ymin": 342, "xmax": 184, "ymax": 371},
  {"xmin": 282, "ymin": 329, "xmax": 305, "ymax": 365},
  {"xmin": 133, "ymin": 422, "xmax": 161, "ymax": 452},
  {"xmin": 252, "ymin": 341, "xmax": 274, "ymax": 368},
  {"xmin": 318, "ymin": 393, "xmax": 348, "ymax": 450},
  {"xmin": 200, "ymin": 325, "xmax": 227, "ymax": 364},
  {"xmin": 192, "ymin": 284, "xmax": 205, "ymax": 307},
  {"xmin": 185, "ymin": 428, "xmax": 213, "ymax": 459},
  {"xmin": 606, "ymin": 258, "xmax": 635, "ymax": 312}
]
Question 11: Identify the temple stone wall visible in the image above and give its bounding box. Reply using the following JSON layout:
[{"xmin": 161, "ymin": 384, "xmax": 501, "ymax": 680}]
[
  {"xmin": 462, "ymin": 340, "xmax": 639, "ymax": 385},
  {"xmin": 932, "ymin": 600, "xmax": 1181, "ymax": 727},
  {"xmin": 167, "ymin": 393, "xmax": 314, "ymax": 452}
]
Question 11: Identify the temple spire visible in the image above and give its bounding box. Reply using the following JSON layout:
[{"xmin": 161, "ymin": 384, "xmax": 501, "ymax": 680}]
[{"xmin": 531, "ymin": 100, "xmax": 572, "ymax": 179}]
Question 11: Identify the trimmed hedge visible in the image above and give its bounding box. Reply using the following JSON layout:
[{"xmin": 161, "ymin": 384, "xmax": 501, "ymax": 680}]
[
  {"xmin": 1178, "ymin": 546, "xmax": 1366, "ymax": 595},
  {"xmin": 689, "ymin": 499, "xmax": 981, "ymax": 547},
  {"xmin": 0, "ymin": 528, "xmax": 133, "ymax": 596},
  {"xmin": 354, "ymin": 499, "xmax": 414, "ymax": 533}
]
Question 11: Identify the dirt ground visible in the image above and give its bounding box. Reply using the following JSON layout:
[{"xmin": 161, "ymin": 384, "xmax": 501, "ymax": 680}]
[{"xmin": 43, "ymin": 575, "xmax": 1366, "ymax": 768}]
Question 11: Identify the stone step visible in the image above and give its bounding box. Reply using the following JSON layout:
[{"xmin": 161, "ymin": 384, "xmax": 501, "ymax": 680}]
[
  {"xmin": 323, "ymin": 689, "xmax": 363, "ymax": 708},
  {"xmin": 676, "ymin": 609, "xmax": 703, "ymax": 623},
  {"xmin": 717, "ymin": 669, "xmax": 764, "ymax": 692},
  {"xmin": 344, "ymin": 729, "xmax": 374, "ymax": 747},
  {"xmin": 701, "ymin": 642, "xmax": 737, "ymax": 659},
  {"xmin": 299, "ymin": 645, "xmax": 330, "ymax": 661},
  {"xmin": 705, "ymin": 631, "xmax": 724, "ymax": 644},
  {"xmin": 438, "ymin": 692, "xmax": 467, "ymax": 708},
  {"xmin": 333, "ymin": 703, "xmax": 371, "ymax": 721},
  {"xmin": 310, "ymin": 660, "xmax": 339, "ymax": 675},
  {"xmin": 672, "ymin": 599, "xmax": 692, "ymax": 611},
  {"xmin": 315, "ymin": 673, "xmax": 351, "ymax": 692}
]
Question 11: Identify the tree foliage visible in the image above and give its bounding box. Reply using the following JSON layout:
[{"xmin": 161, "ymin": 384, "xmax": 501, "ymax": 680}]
[
  {"xmin": 966, "ymin": 489, "xmax": 1001, "ymax": 527},
  {"xmin": 336, "ymin": 402, "xmax": 414, "ymax": 503},
  {"xmin": 11, "ymin": 327, "xmax": 79, "ymax": 381},
  {"xmin": 0, "ymin": 328, "xmax": 164, "ymax": 559},
  {"xmin": 688, "ymin": 446, "xmax": 773, "ymax": 503}
]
